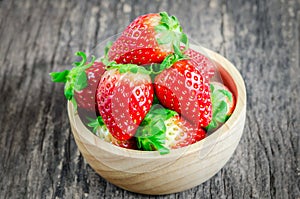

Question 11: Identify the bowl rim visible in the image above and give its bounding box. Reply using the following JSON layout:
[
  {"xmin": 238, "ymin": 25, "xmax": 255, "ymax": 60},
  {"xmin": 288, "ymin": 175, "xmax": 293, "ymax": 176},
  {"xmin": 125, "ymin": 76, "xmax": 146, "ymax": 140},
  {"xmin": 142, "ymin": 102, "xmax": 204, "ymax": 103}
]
[{"xmin": 67, "ymin": 45, "xmax": 247, "ymax": 159}]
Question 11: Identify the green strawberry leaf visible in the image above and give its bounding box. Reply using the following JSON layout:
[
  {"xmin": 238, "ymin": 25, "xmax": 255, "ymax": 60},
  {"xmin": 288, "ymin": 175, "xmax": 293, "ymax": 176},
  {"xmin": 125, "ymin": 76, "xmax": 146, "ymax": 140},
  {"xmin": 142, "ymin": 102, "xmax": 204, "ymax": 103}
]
[
  {"xmin": 160, "ymin": 54, "xmax": 176, "ymax": 71},
  {"xmin": 219, "ymin": 89, "xmax": 233, "ymax": 102},
  {"xmin": 155, "ymin": 146, "xmax": 170, "ymax": 155},
  {"xmin": 206, "ymin": 100, "xmax": 227, "ymax": 132},
  {"xmin": 159, "ymin": 53, "xmax": 186, "ymax": 73},
  {"xmin": 119, "ymin": 67, "xmax": 126, "ymax": 74},
  {"xmin": 210, "ymin": 83, "xmax": 215, "ymax": 93},
  {"xmin": 159, "ymin": 12, "xmax": 171, "ymax": 26},
  {"xmin": 156, "ymin": 12, "xmax": 189, "ymax": 57},
  {"xmin": 136, "ymin": 105, "xmax": 176, "ymax": 155},
  {"xmin": 50, "ymin": 70, "xmax": 70, "ymax": 83},
  {"xmin": 206, "ymin": 120, "xmax": 218, "ymax": 132},
  {"xmin": 145, "ymin": 63, "xmax": 163, "ymax": 79},
  {"xmin": 101, "ymin": 56, "xmax": 111, "ymax": 67},
  {"xmin": 64, "ymin": 83, "xmax": 74, "ymax": 100},
  {"xmin": 173, "ymin": 43, "xmax": 184, "ymax": 58},
  {"xmin": 152, "ymin": 94, "xmax": 160, "ymax": 105},
  {"xmin": 180, "ymin": 33, "xmax": 189, "ymax": 51},
  {"xmin": 137, "ymin": 118, "xmax": 169, "ymax": 155},
  {"xmin": 129, "ymin": 66, "xmax": 138, "ymax": 74},
  {"xmin": 74, "ymin": 71, "xmax": 88, "ymax": 91},
  {"xmin": 149, "ymin": 106, "xmax": 177, "ymax": 120},
  {"xmin": 73, "ymin": 51, "xmax": 87, "ymax": 67},
  {"xmin": 155, "ymin": 24, "xmax": 169, "ymax": 32},
  {"xmin": 103, "ymin": 58, "xmax": 151, "ymax": 75},
  {"xmin": 87, "ymin": 116, "xmax": 106, "ymax": 133},
  {"xmin": 85, "ymin": 55, "xmax": 96, "ymax": 69},
  {"xmin": 180, "ymin": 33, "xmax": 188, "ymax": 45},
  {"xmin": 206, "ymin": 83, "xmax": 233, "ymax": 132},
  {"xmin": 214, "ymin": 101, "xmax": 228, "ymax": 123},
  {"xmin": 97, "ymin": 116, "xmax": 105, "ymax": 126},
  {"xmin": 146, "ymin": 126, "xmax": 170, "ymax": 154},
  {"xmin": 49, "ymin": 51, "xmax": 96, "ymax": 111}
]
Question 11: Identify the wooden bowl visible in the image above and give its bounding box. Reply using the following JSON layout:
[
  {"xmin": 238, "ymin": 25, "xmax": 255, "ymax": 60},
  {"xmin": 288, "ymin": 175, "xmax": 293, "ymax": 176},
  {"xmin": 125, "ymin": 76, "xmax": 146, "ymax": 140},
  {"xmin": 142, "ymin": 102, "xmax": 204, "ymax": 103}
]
[{"xmin": 67, "ymin": 46, "xmax": 247, "ymax": 195}]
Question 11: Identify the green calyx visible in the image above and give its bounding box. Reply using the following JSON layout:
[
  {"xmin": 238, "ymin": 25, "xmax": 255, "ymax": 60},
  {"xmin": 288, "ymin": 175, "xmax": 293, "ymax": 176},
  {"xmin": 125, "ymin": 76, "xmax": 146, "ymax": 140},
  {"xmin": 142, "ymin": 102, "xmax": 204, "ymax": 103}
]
[
  {"xmin": 102, "ymin": 37, "xmax": 186, "ymax": 77},
  {"xmin": 136, "ymin": 105, "xmax": 177, "ymax": 155},
  {"xmin": 103, "ymin": 52, "xmax": 186, "ymax": 77},
  {"xmin": 144, "ymin": 52, "xmax": 187, "ymax": 78},
  {"xmin": 49, "ymin": 51, "xmax": 95, "ymax": 109},
  {"xmin": 155, "ymin": 12, "xmax": 189, "ymax": 57},
  {"xmin": 87, "ymin": 116, "xmax": 106, "ymax": 133},
  {"xmin": 206, "ymin": 83, "xmax": 233, "ymax": 132},
  {"xmin": 160, "ymin": 52, "xmax": 185, "ymax": 70}
]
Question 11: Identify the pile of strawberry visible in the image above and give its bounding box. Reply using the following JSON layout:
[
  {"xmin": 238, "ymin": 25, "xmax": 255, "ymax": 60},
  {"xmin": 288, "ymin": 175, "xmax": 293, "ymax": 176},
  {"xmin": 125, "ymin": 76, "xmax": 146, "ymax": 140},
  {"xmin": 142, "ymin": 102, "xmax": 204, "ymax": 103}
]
[{"xmin": 50, "ymin": 12, "xmax": 235, "ymax": 154}]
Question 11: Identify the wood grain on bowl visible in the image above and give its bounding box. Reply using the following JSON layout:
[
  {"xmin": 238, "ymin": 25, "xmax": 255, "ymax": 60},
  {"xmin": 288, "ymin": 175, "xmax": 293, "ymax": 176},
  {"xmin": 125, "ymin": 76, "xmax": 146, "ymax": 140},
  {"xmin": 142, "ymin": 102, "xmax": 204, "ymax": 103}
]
[{"xmin": 67, "ymin": 47, "xmax": 247, "ymax": 195}]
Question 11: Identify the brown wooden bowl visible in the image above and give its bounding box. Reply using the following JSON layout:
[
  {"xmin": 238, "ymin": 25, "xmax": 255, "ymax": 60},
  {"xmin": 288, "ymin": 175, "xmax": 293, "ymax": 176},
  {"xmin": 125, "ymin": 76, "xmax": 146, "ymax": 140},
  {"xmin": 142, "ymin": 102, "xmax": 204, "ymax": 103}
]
[{"xmin": 67, "ymin": 46, "xmax": 247, "ymax": 195}]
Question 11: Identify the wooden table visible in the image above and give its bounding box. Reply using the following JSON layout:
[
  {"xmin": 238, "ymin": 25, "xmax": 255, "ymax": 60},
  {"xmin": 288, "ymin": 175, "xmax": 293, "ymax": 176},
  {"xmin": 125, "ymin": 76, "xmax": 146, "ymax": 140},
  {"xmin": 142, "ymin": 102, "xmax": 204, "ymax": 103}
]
[{"xmin": 1, "ymin": 0, "xmax": 299, "ymax": 198}]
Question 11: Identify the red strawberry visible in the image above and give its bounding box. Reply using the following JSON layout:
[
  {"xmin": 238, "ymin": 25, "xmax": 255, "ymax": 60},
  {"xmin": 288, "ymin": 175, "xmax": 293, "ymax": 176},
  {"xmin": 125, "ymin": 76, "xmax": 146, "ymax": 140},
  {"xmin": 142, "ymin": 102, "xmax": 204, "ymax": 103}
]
[
  {"xmin": 206, "ymin": 82, "xmax": 235, "ymax": 132},
  {"xmin": 154, "ymin": 59, "xmax": 212, "ymax": 128},
  {"xmin": 184, "ymin": 48, "xmax": 215, "ymax": 80},
  {"xmin": 108, "ymin": 12, "xmax": 188, "ymax": 65},
  {"xmin": 96, "ymin": 64, "xmax": 154, "ymax": 141},
  {"xmin": 88, "ymin": 116, "xmax": 137, "ymax": 149},
  {"xmin": 74, "ymin": 61, "xmax": 105, "ymax": 112},
  {"xmin": 136, "ymin": 105, "xmax": 206, "ymax": 154},
  {"xmin": 50, "ymin": 52, "xmax": 105, "ymax": 112}
]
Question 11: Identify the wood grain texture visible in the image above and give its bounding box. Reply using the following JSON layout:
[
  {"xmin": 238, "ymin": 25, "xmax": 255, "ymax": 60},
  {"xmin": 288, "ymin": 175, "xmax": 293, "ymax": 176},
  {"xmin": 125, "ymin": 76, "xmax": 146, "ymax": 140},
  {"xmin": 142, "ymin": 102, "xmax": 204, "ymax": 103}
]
[{"xmin": 0, "ymin": 0, "xmax": 299, "ymax": 198}]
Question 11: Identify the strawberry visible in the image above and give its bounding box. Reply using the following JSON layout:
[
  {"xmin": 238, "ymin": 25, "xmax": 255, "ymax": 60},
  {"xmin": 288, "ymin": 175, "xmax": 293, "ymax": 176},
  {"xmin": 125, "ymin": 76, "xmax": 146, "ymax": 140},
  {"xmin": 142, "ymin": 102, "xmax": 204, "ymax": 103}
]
[
  {"xmin": 74, "ymin": 61, "xmax": 105, "ymax": 112},
  {"xmin": 88, "ymin": 116, "xmax": 137, "ymax": 149},
  {"xmin": 96, "ymin": 63, "xmax": 154, "ymax": 140},
  {"xmin": 154, "ymin": 58, "xmax": 212, "ymax": 128},
  {"xmin": 183, "ymin": 48, "xmax": 215, "ymax": 80},
  {"xmin": 50, "ymin": 51, "xmax": 105, "ymax": 112},
  {"xmin": 206, "ymin": 82, "xmax": 235, "ymax": 132},
  {"xmin": 108, "ymin": 12, "xmax": 188, "ymax": 65},
  {"xmin": 136, "ymin": 105, "xmax": 206, "ymax": 154}
]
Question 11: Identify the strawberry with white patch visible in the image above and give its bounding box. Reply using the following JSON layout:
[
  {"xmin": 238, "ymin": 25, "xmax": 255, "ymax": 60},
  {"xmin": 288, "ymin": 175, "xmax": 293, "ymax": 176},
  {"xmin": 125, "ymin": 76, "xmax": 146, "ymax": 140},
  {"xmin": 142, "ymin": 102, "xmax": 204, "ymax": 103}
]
[
  {"xmin": 136, "ymin": 105, "xmax": 206, "ymax": 154},
  {"xmin": 88, "ymin": 116, "xmax": 137, "ymax": 149}
]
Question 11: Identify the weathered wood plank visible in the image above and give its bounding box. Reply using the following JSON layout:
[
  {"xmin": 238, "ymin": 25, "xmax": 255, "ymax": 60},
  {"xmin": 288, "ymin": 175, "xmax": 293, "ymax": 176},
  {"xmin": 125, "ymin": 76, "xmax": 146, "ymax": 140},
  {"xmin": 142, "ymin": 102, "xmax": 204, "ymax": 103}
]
[
  {"xmin": 0, "ymin": 0, "xmax": 299, "ymax": 198},
  {"xmin": 224, "ymin": 1, "xmax": 300, "ymax": 198}
]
